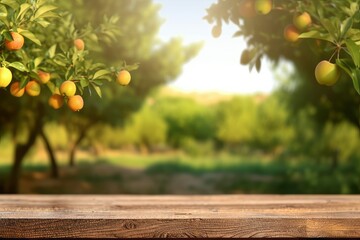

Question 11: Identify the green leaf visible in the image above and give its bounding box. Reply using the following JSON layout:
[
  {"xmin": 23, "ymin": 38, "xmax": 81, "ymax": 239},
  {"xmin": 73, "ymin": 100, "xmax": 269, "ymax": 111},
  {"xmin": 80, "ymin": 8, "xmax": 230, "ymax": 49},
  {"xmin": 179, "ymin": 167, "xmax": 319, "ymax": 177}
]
[
  {"xmin": 109, "ymin": 15, "xmax": 119, "ymax": 24},
  {"xmin": 65, "ymin": 67, "xmax": 75, "ymax": 80},
  {"xmin": 17, "ymin": 29, "xmax": 41, "ymax": 46},
  {"xmin": 78, "ymin": 85, "xmax": 84, "ymax": 95},
  {"xmin": 19, "ymin": 78, "xmax": 28, "ymax": 89},
  {"xmin": 36, "ymin": 20, "xmax": 50, "ymax": 28},
  {"xmin": 340, "ymin": 17, "xmax": 353, "ymax": 40},
  {"xmin": 71, "ymin": 52, "xmax": 78, "ymax": 65},
  {"xmin": 104, "ymin": 31, "xmax": 117, "ymax": 41},
  {"xmin": 336, "ymin": 58, "xmax": 353, "ymax": 77},
  {"xmin": 80, "ymin": 78, "xmax": 89, "ymax": 88},
  {"xmin": 3, "ymin": 31, "xmax": 12, "ymax": 41},
  {"xmin": 92, "ymin": 79, "xmax": 103, "ymax": 86},
  {"xmin": 299, "ymin": 30, "xmax": 334, "ymax": 43},
  {"xmin": 0, "ymin": 4, "xmax": 7, "ymax": 19},
  {"xmin": 345, "ymin": 39, "xmax": 360, "ymax": 68},
  {"xmin": 47, "ymin": 44, "xmax": 56, "ymax": 58},
  {"xmin": 36, "ymin": 0, "xmax": 48, "ymax": 7},
  {"xmin": 93, "ymin": 69, "xmax": 110, "ymax": 80},
  {"xmin": 125, "ymin": 63, "xmax": 139, "ymax": 71},
  {"xmin": 340, "ymin": 57, "xmax": 360, "ymax": 95},
  {"xmin": 34, "ymin": 5, "xmax": 57, "ymax": 19},
  {"xmin": 349, "ymin": 2, "xmax": 359, "ymax": 16},
  {"xmin": 36, "ymin": 11, "xmax": 58, "ymax": 19},
  {"xmin": 16, "ymin": 3, "xmax": 31, "ymax": 20},
  {"xmin": 88, "ymin": 33, "xmax": 98, "ymax": 43},
  {"xmin": 318, "ymin": 18, "xmax": 338, "ymax": 41},
  {"xmin": 347, "ymin": 29, "xmax": 360, "ymax": 42},
  {"xmin": 34, "ymin": 57, "xmax": 43, "ymax": 68},
  {"xmin": 351, "ymin": 69, "xmax": 360, "ymax": 95},
  {"xmin": 1, "ymin": 0, "xmax": 19, "ymax": 10},
  {"xmin": 53, "ymin": 59, "xmax": 66, "ymax": 67},
  {"xmin": 29, "ymin": 70, "xmax": 38, "ymax": 79},
  {"xmin": 8, "ymin": 62, "xmax": 28, "ymax": 72},
  {"xmin": 313, "ymin": 1, "xmax": 324, "ymax": 18},
  {"xmin": 92, "ymin": 84, "xmax": 102, "ymax": 98},
  {"xmin": 46, "ymin": 81, "xmax": 56, "ymax": 93}
]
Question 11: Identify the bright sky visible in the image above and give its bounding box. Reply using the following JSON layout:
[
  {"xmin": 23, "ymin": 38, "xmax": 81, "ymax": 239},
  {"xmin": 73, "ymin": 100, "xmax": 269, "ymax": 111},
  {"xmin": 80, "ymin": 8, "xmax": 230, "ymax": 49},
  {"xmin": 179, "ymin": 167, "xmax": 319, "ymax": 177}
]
[{"xmin": 153, "ymin": 0, "xmax": 278, "ymax": 94}]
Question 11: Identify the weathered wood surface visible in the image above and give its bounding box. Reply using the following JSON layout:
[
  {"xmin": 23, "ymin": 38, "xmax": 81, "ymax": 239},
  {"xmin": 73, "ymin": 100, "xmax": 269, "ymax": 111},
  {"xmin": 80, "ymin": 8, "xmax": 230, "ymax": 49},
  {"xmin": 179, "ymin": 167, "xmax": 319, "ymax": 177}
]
[{"xmin": 1, "ymin": 195, "xmax": 360, "ymax": 238}]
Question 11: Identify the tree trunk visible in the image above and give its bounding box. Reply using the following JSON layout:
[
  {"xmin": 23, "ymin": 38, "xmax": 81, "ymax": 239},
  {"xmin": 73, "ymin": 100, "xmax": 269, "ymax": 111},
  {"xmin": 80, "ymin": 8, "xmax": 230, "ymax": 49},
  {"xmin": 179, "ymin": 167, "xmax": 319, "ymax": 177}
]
[
  {"xmin": 69, "ymin": 129, "xmax": 87, "ymax": 167},
  {"xmin": 6, "ymin": 104, "xmax": 44, "ymax": 193},
  {"xmin": 7, "ymin": 126, "xmax": 41, "ymax": 193},
  {"xmin": 7, "ymin": 145, "xmax": 27, "ymax": 193},
  {"xmin": 0, "ymin": 171, "xmax": 4, "ymax": 193},
  {"xmin": 40, "ymin": 128, "xmax": 59, "ymax": 178}
]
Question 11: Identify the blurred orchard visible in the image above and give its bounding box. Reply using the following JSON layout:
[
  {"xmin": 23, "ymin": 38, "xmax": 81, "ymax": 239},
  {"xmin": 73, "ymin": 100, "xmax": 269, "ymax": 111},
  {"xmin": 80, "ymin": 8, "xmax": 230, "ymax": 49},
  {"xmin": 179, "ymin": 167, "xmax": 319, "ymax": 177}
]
[{"xmin": 1, "ymin": 0, "xmax": 360, "ymax": 194}]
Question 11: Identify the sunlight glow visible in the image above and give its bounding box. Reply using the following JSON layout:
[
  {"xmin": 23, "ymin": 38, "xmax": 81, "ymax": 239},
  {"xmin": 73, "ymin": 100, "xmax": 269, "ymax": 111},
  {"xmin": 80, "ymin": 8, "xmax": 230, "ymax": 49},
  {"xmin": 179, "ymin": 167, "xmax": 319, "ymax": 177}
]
[{"xmin": 153, "ymin": 0, "xmax": 278, "ymax": 94}]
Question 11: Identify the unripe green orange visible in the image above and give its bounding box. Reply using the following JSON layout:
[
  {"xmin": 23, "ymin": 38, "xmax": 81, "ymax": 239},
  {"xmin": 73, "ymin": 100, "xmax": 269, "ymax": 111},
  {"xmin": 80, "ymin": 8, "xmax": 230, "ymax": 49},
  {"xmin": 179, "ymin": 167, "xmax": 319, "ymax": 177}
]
[
  {"xmin": 74, "ymin": 38, "xmax": 85, "ymax": 51},
  {"xmin": 117, "ymin": 70, "xmax": 131, "ymax": 86},
  {"xmin": 293, "ymin": 12, "xmax": 312, "ymax": 31},
  {"xmin": 60, "ymin": 80, "xmax": 76, "ymax": 97},
  {"xmin": 5, "ymin": 32, "xmax": 24, "ymax": 51},
  {"xmin": 67, "ymin": 95, "xmax": 84, "ymax": 111},
  {"xmin": 315, "ymin": 60, "xmax": 340, "ymax": 86},
  {"xmin": 293, "ymin": 12, "xmax": 311, "ymax": 30},
  {"xmin": 10, "ymin": 82, "xmax": 25, "ymax": 97},
  {"xmin": 37, "ymin": 70, "xmax": 51, "ymax": 84},
  {"xmin": 211, "ymin": 25, "xmax": 222, "ymax": 38},
  {"xmin": 0, "ymin": 67, "xmax": 12, "ymax": 88},
  {"xmin": 255, "ymin": 0, "xmax": 272, "ymax": 15},
  {"xmin": 284, "ymin": 25, "xmax": 300, "ymax": 42},
  {"xmin": 48, "ymin": 94, "xmax": 64, "ymax": 109},
  {"xmin": 25, "ymin": 80, "xmax": 41, "ymax": 96}
]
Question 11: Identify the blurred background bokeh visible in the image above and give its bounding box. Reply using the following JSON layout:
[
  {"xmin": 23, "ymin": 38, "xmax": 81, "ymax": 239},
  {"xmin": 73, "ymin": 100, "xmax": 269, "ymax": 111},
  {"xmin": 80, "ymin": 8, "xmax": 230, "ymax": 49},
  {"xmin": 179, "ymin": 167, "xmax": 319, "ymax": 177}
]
[{"xmin": 1, "ymin": 0, "xmax": 360, "ymax": 194}]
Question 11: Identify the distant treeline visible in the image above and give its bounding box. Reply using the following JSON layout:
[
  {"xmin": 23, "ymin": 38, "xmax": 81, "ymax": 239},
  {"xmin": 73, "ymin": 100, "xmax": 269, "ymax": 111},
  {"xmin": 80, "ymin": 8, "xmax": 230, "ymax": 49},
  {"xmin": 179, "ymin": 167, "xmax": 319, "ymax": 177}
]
[{"xmin": 41, "ymin": 89, "xmax": 360, "ymax": 167}]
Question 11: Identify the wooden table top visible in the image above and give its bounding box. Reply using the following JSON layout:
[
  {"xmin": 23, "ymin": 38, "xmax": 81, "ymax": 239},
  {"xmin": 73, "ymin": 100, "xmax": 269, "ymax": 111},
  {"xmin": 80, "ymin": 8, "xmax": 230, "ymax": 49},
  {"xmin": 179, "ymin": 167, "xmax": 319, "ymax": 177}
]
[{"xmin": 1, "ymin": 195, "xmax": 360, "ymax": 238}]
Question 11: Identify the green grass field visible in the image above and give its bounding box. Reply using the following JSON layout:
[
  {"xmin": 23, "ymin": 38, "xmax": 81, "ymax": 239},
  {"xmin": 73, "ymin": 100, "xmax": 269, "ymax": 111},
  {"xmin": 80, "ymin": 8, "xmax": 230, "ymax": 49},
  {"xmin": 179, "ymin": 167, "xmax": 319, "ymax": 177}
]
[{"xmin": 1, "ymin": 148, "xmax": 360, "ymax": 194}]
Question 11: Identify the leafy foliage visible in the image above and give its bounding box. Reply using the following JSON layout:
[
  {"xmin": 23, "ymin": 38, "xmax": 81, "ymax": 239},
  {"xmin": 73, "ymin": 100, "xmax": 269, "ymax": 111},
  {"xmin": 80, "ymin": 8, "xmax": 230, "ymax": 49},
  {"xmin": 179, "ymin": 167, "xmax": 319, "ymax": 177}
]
[
  {"xmin": 205, "ymin": 0, "xmax": 360, "ymax": 133},
  {"xmin": 0, "ymin": 0, "xmax": 141, "ymax": 192},
  {"xmin": 0, "ymin": 0, "xmax": 138, "ymax": 103},
  {"xmin": 205, "ymin": 1, "xmax": 360, "ymax": 88},
  {"xmin": 126, "ymin": 106, "xmax": 168, "ymax": 151}
]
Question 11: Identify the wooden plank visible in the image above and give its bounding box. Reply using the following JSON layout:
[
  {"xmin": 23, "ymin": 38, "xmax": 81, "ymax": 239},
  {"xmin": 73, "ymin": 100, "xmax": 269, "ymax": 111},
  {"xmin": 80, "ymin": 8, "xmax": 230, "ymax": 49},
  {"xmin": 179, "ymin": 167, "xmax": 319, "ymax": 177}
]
[{"xmin": 1, "ymin": 195, "xmax": 360, "ymax": 238}]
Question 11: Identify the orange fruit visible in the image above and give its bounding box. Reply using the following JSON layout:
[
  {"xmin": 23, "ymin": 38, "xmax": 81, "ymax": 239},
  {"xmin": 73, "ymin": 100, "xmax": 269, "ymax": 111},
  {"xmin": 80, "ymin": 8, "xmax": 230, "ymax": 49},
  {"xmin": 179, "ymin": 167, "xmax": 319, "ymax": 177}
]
[
  {"xmin": 255, "ymin": 0, "xmax": 272, "ymax": 15},
  {"xmin": 48, "ymin": 94, "xmax": 64, "ymax": 109},
  {"xmin": 0, "ymin": 67, "xmax": 12, "ymax": 87},
  {"xmin": 25, "ymin": 80, "xmax": 41, "ymax": 96},
  {"xmin": 117, "ymin": 70, "xmax": 131, "ymax": 86},
  {"xmin": 239, "ymin": 0, "xmax": 257, "ymax": 18},
  {"xmin": 315, "ymin": 60, "xmax": 340, "ymax": 86},
  {"xmin": 293, "ymin": 12, "xmax": 312, "ymax": 31},
  {"xmin": 284, "ymin": 25, "xmax": 300, "ymax": 42},
  {"xmin": 5, "ymin": 32, "xmax": 24, "ymax": 51},
  {"xmin": 74, "ymin": 38, "xmax": 85, "ymax": 51},
  {"xmin": 67, "ymin": 95, "xmax": 84, "ymax": 111},
  {"xmin": 37, "ymin": 70, "xmax": 51, "ymax": 84},
  {"xmin": 60, "ymin": 80, "xmax": 76, "ymax": 97},
  {"xmin": 10, "ymin": 82, "xmax": 25, "ymax": 97}
]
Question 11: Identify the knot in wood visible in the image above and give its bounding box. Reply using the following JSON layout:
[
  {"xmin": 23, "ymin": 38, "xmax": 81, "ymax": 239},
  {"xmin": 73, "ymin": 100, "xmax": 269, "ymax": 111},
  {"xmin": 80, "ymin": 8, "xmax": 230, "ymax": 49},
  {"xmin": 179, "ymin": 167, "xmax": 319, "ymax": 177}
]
[{"xmin": 123, "ymin": 220, "xmax": 137, "ymax": 229}]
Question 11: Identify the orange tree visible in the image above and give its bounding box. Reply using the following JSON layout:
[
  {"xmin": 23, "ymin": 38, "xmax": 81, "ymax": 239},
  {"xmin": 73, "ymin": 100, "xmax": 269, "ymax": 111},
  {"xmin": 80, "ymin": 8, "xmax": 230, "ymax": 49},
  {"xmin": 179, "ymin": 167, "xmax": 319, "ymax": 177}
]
[
  {"xmin": 0, "ymin": 0, "xmax": 137, "ymax": 193},
  {"xmin": 57, "ymin": 0, "xmax": 201, "ymax": 167},
  {"xmin": 205, "ymin": 0, "xmax": 360, "ymax": 129}
]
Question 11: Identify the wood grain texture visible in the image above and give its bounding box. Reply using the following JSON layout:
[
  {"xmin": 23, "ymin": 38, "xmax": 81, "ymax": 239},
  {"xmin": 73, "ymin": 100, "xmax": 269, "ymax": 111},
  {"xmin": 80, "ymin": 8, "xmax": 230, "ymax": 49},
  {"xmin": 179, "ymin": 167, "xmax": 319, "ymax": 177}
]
[{"xmin": 1, "ymin": 195, "xmax": 360, "ymax": 238}]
